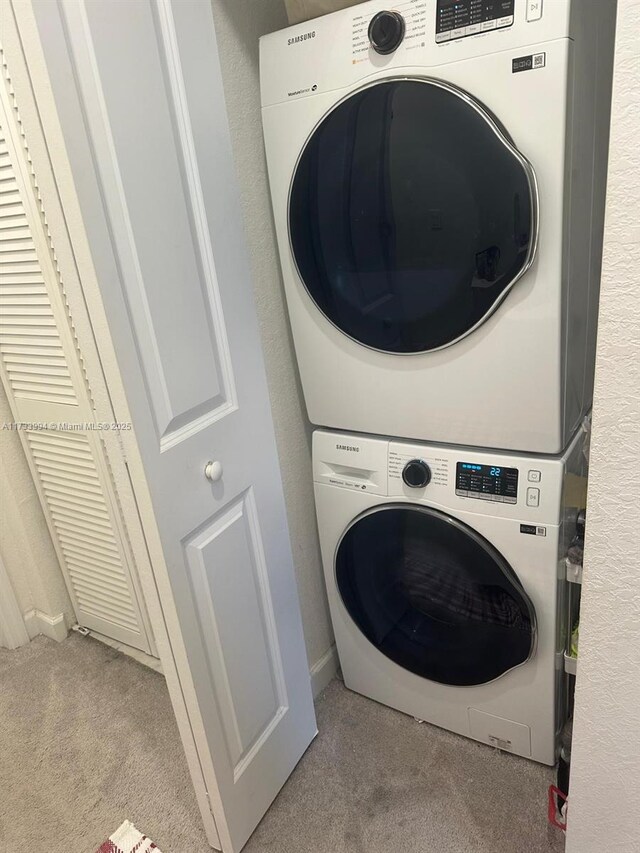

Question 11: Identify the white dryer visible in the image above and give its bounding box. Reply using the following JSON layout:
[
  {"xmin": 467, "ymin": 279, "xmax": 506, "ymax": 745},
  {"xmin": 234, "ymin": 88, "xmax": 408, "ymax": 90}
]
[
  {"xmin": 261, "ymin": 1, "xmax": 616, "ymax": 453},
  {"xmin": 313, "ymin": 427, "xmax": 588, "ymax": 764}
]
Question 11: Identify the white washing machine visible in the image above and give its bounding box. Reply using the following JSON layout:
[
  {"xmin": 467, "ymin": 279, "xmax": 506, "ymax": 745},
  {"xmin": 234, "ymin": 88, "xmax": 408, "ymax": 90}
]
[
  {"xmin": 313, "ymin": 426, "xmax": 588, "ymax": 764},
  {"xmin": 261, "ymin": 1, "xmax": 616, "ymax": 453}
]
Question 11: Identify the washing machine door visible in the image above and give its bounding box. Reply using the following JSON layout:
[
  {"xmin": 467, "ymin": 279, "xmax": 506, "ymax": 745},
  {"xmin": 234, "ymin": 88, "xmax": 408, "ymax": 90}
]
[
  {"xmin": 335, "ymin": 505, "xmax": 536, "ymax": 686},
  {"xmin": 289, "ymin": 78, "xmax": 537, "ymax": 353}
]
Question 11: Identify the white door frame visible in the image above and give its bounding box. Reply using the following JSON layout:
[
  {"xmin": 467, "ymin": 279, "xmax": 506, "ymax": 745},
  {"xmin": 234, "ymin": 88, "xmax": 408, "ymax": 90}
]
[
  {"xmin": 3, "ymin": 1, "xmax": 222, "ymax": 846},
  {"xmin": 0, "ymin": 551, "xmax": 30, "ymax": 650}
]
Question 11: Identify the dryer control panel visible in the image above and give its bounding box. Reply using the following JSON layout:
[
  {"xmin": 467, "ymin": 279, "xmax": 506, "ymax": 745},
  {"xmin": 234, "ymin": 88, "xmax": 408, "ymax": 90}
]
[
  {"xmin": 436, "ymin": 0, "xmax": 515, "ymax": 43},
  {"xmin": 260, "ymin": 0, "xmax": 571, "ymax": 110}
]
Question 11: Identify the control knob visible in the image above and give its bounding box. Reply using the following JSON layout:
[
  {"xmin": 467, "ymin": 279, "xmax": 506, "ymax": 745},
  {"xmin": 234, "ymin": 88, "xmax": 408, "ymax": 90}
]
[
  {"xmin": 402, "ymin": 459, "xmax": 431, "ymax": 489},
  {"xmin": 368, "ymin": 11, "xmax": 406, "ymax": 55}
]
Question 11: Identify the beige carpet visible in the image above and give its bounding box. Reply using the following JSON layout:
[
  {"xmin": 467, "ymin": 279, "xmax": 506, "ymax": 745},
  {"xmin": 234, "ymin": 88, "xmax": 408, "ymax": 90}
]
[
  {"xmin": 0, "ymin": 634, "xmax": 565, "ymax": 853},
  {"xmin": 0, "ymin": 634, "xmax": 210, "ymax": 853},
  {"xmin": 245, "ymin": 681, "xmax": 565, "ymax": 853}
]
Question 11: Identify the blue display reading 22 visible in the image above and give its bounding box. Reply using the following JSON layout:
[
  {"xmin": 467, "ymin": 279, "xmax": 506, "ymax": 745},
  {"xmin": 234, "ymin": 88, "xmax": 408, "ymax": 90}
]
[{"xmin": 461, "ymin": 463, "xmax": 502, "ymax": 477}]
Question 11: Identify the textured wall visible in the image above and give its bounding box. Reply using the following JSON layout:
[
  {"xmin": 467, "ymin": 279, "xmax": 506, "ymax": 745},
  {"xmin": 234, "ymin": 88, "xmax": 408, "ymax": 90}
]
[
  {"xmin": 284, "ymin": 0, "xmax": 364, "ymax": 24},
  {"xmin": 565, "ymin": 3, "xmax": 640, "ymax": 850},
  {"xmin": 209, "ymin": 0, "xmax": 334, "ymax": 671},
  {"xmin": 0, "ymin": 382, "xmax": 74, "ymax": 625}
]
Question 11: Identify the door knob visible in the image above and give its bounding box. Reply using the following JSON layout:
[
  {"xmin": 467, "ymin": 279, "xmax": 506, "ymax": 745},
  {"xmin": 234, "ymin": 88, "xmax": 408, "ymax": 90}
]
[{"xmin": 204, "ymin": 460, "xmax": 223, "ymax": 482}]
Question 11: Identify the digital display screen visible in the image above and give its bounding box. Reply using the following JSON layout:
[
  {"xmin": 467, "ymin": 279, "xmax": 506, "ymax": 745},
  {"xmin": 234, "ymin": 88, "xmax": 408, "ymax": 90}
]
[
  {"xmin": 436, "ymin": 0, "xmax": 515, "ymax": 41},
  {"xmin": 456, "ymin": 462, "xmax": 519, "ymax": 504}
]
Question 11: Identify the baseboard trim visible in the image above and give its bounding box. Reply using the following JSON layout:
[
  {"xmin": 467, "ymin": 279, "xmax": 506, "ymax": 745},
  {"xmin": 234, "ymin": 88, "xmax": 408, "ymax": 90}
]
[
  {"xmin": 23, "ymin": 609, "xmax": 68, "ymax": 643},
  {"xmin": 309, "ymin": 644, "xmax": 339, "ymax": 698}
]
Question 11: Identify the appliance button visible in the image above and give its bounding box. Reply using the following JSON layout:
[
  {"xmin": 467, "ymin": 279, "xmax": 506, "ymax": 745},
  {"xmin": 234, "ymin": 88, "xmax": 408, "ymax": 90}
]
[
  {"xmin": 526, "ymin": 0, "xmax": 543, "ymax": 22},
  {"xmin": 368, "ymin": 11, "xmax": 406, "ymax": 55},
  {"xmin": 528, "ymin": 470, "xmax": 542, "ymax": 482},
  {"xmin": 455, "ymin": 489, "xmax": 468, "ymax": 497},
  {"xmin": 435, "ymin": 30, "xmax": 451, "ymax": 42},
  {"xmin": 402, "ymin": 459, "xmax": 432, "ymax": 488},
  {"xmin": 481, "ymin": 19, "xmax": 497, "ymax": 31},
  {"xmin": 497, "ymin": 15, "xmax": 514, "ymax": 28},
  {"xmin": 451, "ymin": 27, "xmax": 466, "ymax": 39},
  {"xmin": 526, "ymin": 487, "xmax": 540, "ymax": 507},
  {"xmin": 466, "ymin": 24, "xmax": 481, "ymax": 35}
]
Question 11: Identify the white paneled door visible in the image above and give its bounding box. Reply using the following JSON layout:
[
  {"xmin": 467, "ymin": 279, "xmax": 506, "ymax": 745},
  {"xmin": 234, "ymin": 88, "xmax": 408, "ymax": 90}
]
[{"xmin": 21, "ymin": 0, "xmax": 318, "ymax": 850}]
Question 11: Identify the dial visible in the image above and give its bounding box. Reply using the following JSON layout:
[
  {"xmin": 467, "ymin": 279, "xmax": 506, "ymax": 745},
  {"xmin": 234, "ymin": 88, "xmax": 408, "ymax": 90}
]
[
  {"xmin": 402, "ymin": 459, "xmax": 432, "ymax": 489},
  {"xmin": 368, "ymin": 11, "xmax": 406, "ymax": 55}
]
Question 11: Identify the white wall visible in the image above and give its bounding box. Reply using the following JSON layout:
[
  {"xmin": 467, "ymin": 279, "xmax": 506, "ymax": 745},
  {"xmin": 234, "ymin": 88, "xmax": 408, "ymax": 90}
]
[
  {"xmin": 284, "ymin": 0, "xmax": 363, "ymax": 24},
  {"xmin": 0, "ymin": 383, "xmax": 74, "ymax": 635},
  {"xmin": 566, "ymin": 2, "xmax": 640, "ymax": 850},
  {"xmin": 209, "ymin": 0, "xmax": 335, "ymax": 677}
]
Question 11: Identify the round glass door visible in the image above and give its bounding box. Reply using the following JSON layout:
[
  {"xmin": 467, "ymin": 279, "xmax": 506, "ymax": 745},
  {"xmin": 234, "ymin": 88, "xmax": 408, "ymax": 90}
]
[
  {"xmin": 336, "ymin": 505, "xmax": 536, "ymax": 686},
  {"xmin": 289, "ymin": 79, "xmax": 537, "ymax": 353}
]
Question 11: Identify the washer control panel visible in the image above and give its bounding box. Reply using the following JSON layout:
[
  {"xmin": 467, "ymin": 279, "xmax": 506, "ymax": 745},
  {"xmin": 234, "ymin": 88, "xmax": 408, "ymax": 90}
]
[
  {"xmin": 402, "ymin": 459, "xmax": 432, "ymax": 488},
  {"xmin": 455, "ymin": 461, "xmax": 519, "ymax": 504},
  {"xmin": 389, "ymin": 446, "xmax": 449, "ymax": 489},
  {"xmin": 313, "ymin": 432, "xmax": 568, "ymax": 525},
  {"xmin": 436, "ymin": 0, "xmax": 514, "ymax": 43}
]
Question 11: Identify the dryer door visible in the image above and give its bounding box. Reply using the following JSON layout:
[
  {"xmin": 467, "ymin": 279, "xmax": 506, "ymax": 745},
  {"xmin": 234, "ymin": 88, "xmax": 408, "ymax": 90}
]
[
  {"xmin": 335, "ymin": 505, "xmax": 536, "ymax": 686},
  {"xmin": 289, "ymin": 79, "xmax": 537, "ymax": 353}
]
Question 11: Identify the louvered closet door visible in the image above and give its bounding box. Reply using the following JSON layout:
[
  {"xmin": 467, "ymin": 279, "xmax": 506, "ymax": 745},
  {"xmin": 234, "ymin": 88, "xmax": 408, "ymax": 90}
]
[{"xmin": 0, "ymin": 68, "xmax": 153, "ymax": 653}]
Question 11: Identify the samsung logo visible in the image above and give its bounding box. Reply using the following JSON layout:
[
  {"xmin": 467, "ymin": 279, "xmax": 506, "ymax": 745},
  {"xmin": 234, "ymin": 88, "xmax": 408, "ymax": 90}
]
[
  {"xmin": 288, "ymin": 31, "xmax": 316, "ymax": 45},
  {"xmin": 336, "ymin": 444, "xmax": 359, "ymax": 452}
]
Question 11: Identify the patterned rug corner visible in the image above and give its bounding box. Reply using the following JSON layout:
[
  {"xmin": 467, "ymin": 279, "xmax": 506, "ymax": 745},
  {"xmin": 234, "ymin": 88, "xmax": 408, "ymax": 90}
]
[{"xmin": 96, "ymin": 820, "xmax": 161, "ymax": 853}]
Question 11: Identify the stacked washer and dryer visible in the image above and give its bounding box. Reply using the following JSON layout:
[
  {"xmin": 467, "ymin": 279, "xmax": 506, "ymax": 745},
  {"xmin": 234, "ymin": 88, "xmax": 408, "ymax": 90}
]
[{"xmin": 260, "ymin": 0, "xmax": 615, "ymax": 765}]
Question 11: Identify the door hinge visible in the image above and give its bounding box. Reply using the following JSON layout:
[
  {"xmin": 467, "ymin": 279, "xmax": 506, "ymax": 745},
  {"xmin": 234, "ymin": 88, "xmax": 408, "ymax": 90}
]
[
  {"xmin": 205, "ymin": 790, "xmax": 215, "ymax": 817},
  {"xmin": 115, "ymin": 429, "xmax": 128, "ymax": 464}
]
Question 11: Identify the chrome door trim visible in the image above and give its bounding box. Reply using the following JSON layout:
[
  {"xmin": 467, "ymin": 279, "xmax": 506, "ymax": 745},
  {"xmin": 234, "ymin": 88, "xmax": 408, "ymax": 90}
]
[
  {"xmin": 287, "ymin": 76, "xmax": 539, "ymax": 355},
  {"xmin": 333, "ymin": 502, "xmax": 538, "ymax": 686}
]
